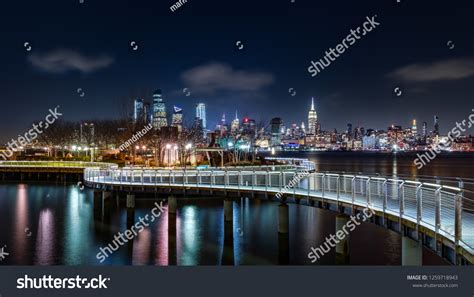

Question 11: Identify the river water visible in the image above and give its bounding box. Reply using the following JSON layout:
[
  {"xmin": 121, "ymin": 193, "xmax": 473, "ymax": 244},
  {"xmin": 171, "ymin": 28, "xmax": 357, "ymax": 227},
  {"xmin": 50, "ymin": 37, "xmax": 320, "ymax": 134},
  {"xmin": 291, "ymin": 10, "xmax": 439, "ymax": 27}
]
[{"xmin": 2, "ymin": 152, "xmax": 472, "ymax": 265}]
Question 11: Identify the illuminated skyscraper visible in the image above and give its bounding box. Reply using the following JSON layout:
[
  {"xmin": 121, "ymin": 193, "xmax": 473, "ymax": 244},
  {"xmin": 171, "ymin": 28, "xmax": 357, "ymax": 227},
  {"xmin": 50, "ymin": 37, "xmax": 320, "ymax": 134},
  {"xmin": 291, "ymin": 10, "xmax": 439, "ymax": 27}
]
[
  {"xmin": 143, "ymin": 102, "xmax": 152, "ymax": 123},
  {"xmin": 133, "ymin": 99, "xmax": 144, "ymax": 123},
  {"xmin": 422, "ymin": 122, "xmax": 428, "ymax": 139},
  {"xmin": 152, "ymin": 89, "xmax": 167, "ymax": 129},
  {"xmin": 347, "ymin": 123, "xmax": 353, "ymax": 140},
  {"xmin": 308, "ymin": 97, "xmax": 318, "ymax": 135},
  {"xmin": 172, "ymin": 106, "xmax": 183, "ymax": 132},
  {"xmin": 196, "ymin": 103, "xmax": 207, "ymax": 137},
  {"xmin": 270, "ymin": 117, "xmax": 282, "ymax": 147},
  {"xmin": 434, "ymin": 115, "xmax": 440, "ymax": 136},
  {"xmin": 412, "ymin": 119, "xmax": 417, "ymax": 136},
  {"xmin": 219, "ymin": 113, "xmax": 228, "ymax": 135},
  {"xmin": 231, "ymin": 111, "xmax": 240, "ymax": 133}
]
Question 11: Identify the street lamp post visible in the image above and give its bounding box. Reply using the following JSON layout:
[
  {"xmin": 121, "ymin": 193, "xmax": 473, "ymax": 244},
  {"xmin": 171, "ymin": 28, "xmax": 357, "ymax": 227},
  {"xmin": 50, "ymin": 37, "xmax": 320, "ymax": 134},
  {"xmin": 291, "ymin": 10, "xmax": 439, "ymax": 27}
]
[
  {"xmin": 173, "ymin": 145, "xmax": 178, "ymax": 167},
  {"xmin": 166, "ymin": 144, "xmax": 172, "ymax": 167},
  {"xmin": 185, "ymin": 143, "xmax": 192, "ymax": 169}
]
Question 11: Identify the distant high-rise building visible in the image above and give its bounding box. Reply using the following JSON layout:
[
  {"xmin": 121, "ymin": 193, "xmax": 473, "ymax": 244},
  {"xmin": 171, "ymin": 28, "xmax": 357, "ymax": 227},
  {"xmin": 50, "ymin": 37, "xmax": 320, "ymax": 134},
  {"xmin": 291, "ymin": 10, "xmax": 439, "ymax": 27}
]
[
  {"xmin": 219, "ymin": 112, "xmax": 228, "ymax": 135},
  {"xmin": 196, "ymin": 103, "xmax": 206, "ymax": 129},
  {"xmin": 422, "ymin": 122, "xmax": 428, "ymax": 139},
  {"xmin": 152, "ymin": 89, "xmax": 167, "ymax": 129},
  {"xmin": 143, "ymin": 102, "xmax": 152, "ymax": 123},
  {"xmin": 434, "ymin": 115, "xmax": 440, "ymax": 136},
  {"xmin": 172, "ymin": 106, "xmax": 183, "ymax": 132},
  {"xmin": 301, "ymin": 122, "xmax": 306, "ymax": 134},
  {"xmin": 412, "ymin": 119, "xmax": 417, "ymax": 136},
  {"xmin": 346, "ymin": 123, "xmax": 353, "ymax": 140},
  {"xmin": 196, "ymin": 103, "xmax": 206, "ymax": 137},
  {"xmin": 308, "ymin": 97, "xmax": 318, "ymax": 135},
  {"xmin": 231, "ymin": 111, "xmax": 240, "ymax": 133},
  {"xmin": 242, "ymin": 117, "xmax": 256, "ymax": 140},
  {"xmin": 133, "ymin": 99, "xmax": 144, "ymax": 123},
  {"xmin": 270, "ymin": 118, "xmax": 282, "ymax": 147}
]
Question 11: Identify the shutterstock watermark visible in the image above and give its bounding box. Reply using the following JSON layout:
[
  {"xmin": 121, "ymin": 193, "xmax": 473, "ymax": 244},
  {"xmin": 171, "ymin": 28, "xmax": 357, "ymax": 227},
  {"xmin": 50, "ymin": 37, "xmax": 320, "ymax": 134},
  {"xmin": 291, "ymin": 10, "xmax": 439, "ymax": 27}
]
[
  {"xmin": 414, "ymin": 109, "xmax": 474, "ymax": 169},
  {"xmin": 118, "ymin": 123, "xmax": 152, "ymax": 152},
  {"xmin": 308, "ymin": 15, "xmax": 381, "ymax": 77},
  {"xmin": 0, "ymin": 106, "xmax": 62, "ymax": 160},
  {"xmin": 307, "ymin": 206, "xmax": 375, "ymax": 263},
  {"xmin": 17, "ymin": 275, "xmax": 110, "ymax": 289},
  {"xmin": 96, "ymin": 201, "xmax": 166, "ymax": 263},
  {"xmin": 275, "ymin": 169, "xmax": 310, "ymax": 200}
]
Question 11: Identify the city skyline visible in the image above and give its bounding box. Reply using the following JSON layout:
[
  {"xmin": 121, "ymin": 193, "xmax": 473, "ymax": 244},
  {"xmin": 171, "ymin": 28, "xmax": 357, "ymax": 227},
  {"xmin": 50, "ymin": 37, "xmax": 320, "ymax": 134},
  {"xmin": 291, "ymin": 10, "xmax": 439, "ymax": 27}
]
[
  {"xmin": 0, "ymin": 0, "xmax": 473, "ymax": 143},
  {"xmin": 121, "ymin": 91, "xmax": 463, "ymax": 138}
]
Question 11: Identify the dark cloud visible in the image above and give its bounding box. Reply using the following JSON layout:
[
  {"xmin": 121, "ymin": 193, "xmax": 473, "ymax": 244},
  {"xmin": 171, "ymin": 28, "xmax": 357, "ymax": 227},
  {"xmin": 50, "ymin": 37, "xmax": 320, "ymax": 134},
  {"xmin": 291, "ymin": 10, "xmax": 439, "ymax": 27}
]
[
  {"xmin": 181, "ymin": 62, "xmax": 274, "ymax": 94},
  {"xmin": 388, "ymin": 58, "xmax": 474, "ymax": 82},
  {"xmin": 28, "ymin": 49, "xmax": 114, "ymax": 73}
]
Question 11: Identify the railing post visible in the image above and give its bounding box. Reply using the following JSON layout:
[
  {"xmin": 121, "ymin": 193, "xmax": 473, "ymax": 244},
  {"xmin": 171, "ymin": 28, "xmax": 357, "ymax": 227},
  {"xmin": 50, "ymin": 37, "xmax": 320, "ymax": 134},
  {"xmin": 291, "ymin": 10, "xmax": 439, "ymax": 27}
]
[
  {"xmin": 238, "ymin": 171, "xmax": 241, "ymax": 192},
  {"xmin": 322, "ymin": 174, "xmax": 326, "ymax": 198},
  {"xmin": 307, "ymin": 173, "xmax": 311, "ymax": 198},
  {"xmin": 398, "ymin": 181, "xmax": 405, "ymax": 215},
  {"xmin": 351, "ymin": 176, "xmax": 355, "ymax": 205},
  {"xmin": 279, "ymin": 171, "xmax": 283, "ymax": 192},
  {"xmin": 252, "ymin": 170, "xmax": 255, "ymax": 192},
  {"xmin": 382, "ymin": 179, "xmax": 387, "ymax": 214},
  {"xmin": 293, "ymin": 173, "xmax": 296, "ymax": 200},
  {"xmin": 336, "ymin": 175, "xmax": 340, "ymax": 201},
  {"xmin": 435, "ymin": 186, "xmax": 442, "ymax": 238},
  {"xmin": 455, "ymin": 194, "xmax": 462, "ymax": 246},
  {"xmin": 224, "ymin": 169, "xmax": 228, "ymax": 190},
  {"xmin": 416, "ymin": 184, "xmax": 423, "ymax": 227},
  {"xmin": 398, "ymin": 181, "xmax": 405, "ymax": 233},
  {"xmin": 169, "ymin": 170, "xmax": 172, "ymax": 187},
  {"xmin": 265, "ymin": 170, "xmax": 268, "ymax": 193},
  {"xmin": 366, "ymin": 177, "xmax": 371, "ymax": 207},
  {"xmin": 455, "ymin": 178, "xmax": 464, "ymax": 249}
]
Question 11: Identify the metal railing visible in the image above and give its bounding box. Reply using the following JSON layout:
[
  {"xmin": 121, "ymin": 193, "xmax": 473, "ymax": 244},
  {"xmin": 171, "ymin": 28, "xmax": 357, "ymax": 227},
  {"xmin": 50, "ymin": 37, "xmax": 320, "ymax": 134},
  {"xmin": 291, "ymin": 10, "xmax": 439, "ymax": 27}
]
[
  {"xmin": 84, "ymin": 167, "xmax": 474, "ymax": 255},
  {"xmin": 0, "ymin": 161, "xmax": 117, "ymax": 169}
]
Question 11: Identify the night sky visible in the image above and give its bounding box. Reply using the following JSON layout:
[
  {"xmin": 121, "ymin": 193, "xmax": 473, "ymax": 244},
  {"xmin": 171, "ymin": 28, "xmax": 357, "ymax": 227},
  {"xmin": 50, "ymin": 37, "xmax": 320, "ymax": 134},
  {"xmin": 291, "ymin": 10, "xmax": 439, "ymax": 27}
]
[{"xmin": 0, "ymin": 0, "xmax": 472, "ymax": 142}]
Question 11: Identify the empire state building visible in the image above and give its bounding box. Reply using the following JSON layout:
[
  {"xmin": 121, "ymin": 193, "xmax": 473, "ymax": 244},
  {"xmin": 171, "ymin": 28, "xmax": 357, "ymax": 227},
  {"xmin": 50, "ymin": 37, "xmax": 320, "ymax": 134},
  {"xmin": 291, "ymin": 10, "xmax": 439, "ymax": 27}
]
[{"xmin": 308, "ymin": 97, "xmax": 318, "ymax": 135}]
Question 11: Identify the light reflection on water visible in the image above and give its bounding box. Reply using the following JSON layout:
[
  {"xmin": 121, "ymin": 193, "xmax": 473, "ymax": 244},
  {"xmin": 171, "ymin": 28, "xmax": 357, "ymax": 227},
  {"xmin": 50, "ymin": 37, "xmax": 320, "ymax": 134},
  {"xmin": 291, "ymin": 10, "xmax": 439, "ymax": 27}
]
[{"xmin": 4, "ymin": 149, "xmax": 467, "ymax": 267}]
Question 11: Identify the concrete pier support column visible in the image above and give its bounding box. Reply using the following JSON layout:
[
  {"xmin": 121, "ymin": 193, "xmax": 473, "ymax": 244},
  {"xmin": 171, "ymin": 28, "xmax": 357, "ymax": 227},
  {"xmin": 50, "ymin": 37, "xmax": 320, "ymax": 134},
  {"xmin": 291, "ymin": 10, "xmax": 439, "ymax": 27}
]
[
  {"xmin": 168, "ymin": 196, "xmax": 177, "ymax": 214},
  {"xmin": 126, "ymin": 194, "xmax": 135, "ymax": 209},
  {"xmin": 168, "ymin": 209, "xmax": 177, "ymax": 265},
  {"xmin": 402, "ymin": 236, "xmax": 422, "ymax": 266},
  {"xmin": 102, "ymin": 191, "xmax": 112, "ymax": 222},
  {"xmin": 222, "ymin": 203, "xmax": 234, "ymax": 265},
  {"xmin": 278, "ymin": 233, "xmax": 289, "ymax": 265},
  {"xmin": 224, "ymin": 199, "xmax": 233, "ymax": 222},
  {"xmin": 278, "ymin": 203, "xmax": 289, "ymax": 234},
  {"xmin": 126, "ymin": 194, "xmax": 135, "ymax": 229},
  {"xmin": 93, "ymin": 190, "xmax": 102, "ymax": 219},
  {"xmin": 335, "ymin": 214, "xmax": 350, "ymax": 265}
]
